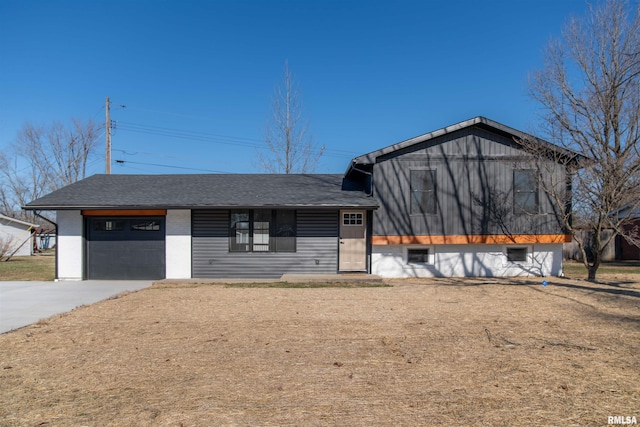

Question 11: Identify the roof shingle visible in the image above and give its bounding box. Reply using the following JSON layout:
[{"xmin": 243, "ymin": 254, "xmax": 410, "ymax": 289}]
[{"xmin": 24, "ymin": 174, "xmax": 378, "ymax": 210}]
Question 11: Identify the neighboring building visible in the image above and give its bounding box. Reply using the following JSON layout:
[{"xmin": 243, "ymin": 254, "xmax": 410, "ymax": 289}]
[
  {"xmin": 563, "ymin": 207, "xmax": 640, "ymax": 262},
  {"xmin": 563, "ymin": 230, "xmax": 616, "ymax": 262},
  {"xmin": 0, "ymin": 213, "xmax": 39, "ymax": 257},
  {"xmin": 616, "ymin": 206, "xmax": 640, "ymax": 260},
  {"xmin": 618, "ymin": 223, "xmax": 640, "ymax": 260},
  {"xmin": 24, "ymin": 117, "xmax": 579, "ymax": 280}
]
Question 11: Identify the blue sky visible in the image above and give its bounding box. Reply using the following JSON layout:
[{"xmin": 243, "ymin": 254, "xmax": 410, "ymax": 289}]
[{"xmin": 0, "ymin": 0, "xmax": 592, "ymax": 175}]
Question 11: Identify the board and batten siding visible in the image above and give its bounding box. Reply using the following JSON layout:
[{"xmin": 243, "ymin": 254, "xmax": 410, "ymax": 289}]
[
  {"xmin": 192, "ymin": 209, "xmax": 339, "ymax": 278},
  {"xmin": 372, "ymin": 127, "xmax": 567, "ymax": 238}
]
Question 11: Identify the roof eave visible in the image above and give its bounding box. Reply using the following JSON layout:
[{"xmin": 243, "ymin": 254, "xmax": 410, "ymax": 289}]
[
  {"xmin": 0, "ymin": 213, "xmax": 39, "ymax": 228},
  {"xmin": 24, "ymin": 203, "xmax": 380, "ymax": 211}
]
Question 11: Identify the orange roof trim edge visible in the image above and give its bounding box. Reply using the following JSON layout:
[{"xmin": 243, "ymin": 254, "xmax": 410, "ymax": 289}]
[
  {"xmin": 82, "ymin": 209, "xmax": 167, "ymax": 217},
  {"xmin": 372, "ymin": 234, "xmax": 571, "ymax": 245}
]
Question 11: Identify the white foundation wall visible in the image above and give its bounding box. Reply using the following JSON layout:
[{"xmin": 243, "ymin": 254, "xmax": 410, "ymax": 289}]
[
  {"xmin": 372, "ymin": 243, "xmax": 563, "ymax": 278},
  {"xmin": 165, "ymin": 209, "xmax": 192, "ymax": 279},
  {"xmin": 56, "ymin": 210, "xmax": 84, "ymax": 280}
]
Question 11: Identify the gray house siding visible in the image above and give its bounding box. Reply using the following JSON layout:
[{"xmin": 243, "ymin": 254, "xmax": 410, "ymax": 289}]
[
  {"xmin": 372, "ymin": 127, "xmax": 567, "ymax": 238},
  {"xmin": 192, "ymin": 209, "xmax": 339, "ymax": 278}
]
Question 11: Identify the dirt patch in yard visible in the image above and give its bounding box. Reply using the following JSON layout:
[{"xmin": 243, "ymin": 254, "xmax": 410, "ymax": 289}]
[{"xmin": 1, "ymin": 276, "xmax": 639, "ymax": 426}]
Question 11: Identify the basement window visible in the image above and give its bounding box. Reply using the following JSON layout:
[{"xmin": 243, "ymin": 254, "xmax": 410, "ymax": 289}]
[
  {"xmin": 506, "ymin": 247, "xmax": 528, "ymax": 262},
  {"xmin": 407, "ymin": 248, "xmax": 430, "ymax": 264}
]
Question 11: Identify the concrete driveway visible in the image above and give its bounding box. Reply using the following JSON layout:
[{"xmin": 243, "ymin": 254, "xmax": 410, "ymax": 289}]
[{"xmin": 0, "ymin": 281, "xmax": 153, "ymax": 333}]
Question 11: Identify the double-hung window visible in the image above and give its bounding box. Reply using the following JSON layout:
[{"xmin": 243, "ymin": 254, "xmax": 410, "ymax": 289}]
[
  {"xmin": 274, "ymin": 210, "xmax": 296, "ymax": 252},
  {"xmin": 252, "ymin": 210, "xmax": 271, "ymax": 252},
  {"xmin": 410, "ymin": 169, "xmax": 437, "ymax": 215},
  {"xmin": 513, "ymin": 170, "xmax": 539, "ymax": 214},
  {"xmin": 229, "ymin": 209, "xmax": 296, "ymax": 252},
  {"xmin": 230, "ymin": 211, "xmax": 251, "ymax": 252}
]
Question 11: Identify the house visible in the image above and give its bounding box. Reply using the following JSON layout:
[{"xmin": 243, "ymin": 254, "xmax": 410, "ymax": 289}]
[
  {"xmin": 0, "ymin": 213, "xmax": 39, "ymax": 257},
  {"xmin": 345, "ymin": 117, "xmax": 579, "ymax": 277},
  {"xmin": 24, "ymin": 174, "xmax": 377, "ymax": 280},
  {"xmin": 24, "ymin": 117, "xmax": 577, "ymax": 280}
]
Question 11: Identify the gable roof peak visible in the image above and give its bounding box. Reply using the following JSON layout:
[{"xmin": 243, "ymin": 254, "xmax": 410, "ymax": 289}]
[{"xmin": 349, "ymin": 116, "xmax": 580, "ymax": 167}]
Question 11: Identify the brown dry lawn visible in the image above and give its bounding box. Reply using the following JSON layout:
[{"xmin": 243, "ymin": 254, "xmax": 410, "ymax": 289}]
[{"xmin": 1, "ymin": 275, "xmax": 639, "ymax": 426}]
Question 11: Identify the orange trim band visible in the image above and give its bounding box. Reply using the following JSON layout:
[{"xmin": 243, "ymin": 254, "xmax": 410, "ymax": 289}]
[
  {"xmin": 82, "ymin": 209, "xmax": 167, "ymax": 217},
  {"xmin": 372, "ymin": 234, "xmax": 572, "ymax": 245}
]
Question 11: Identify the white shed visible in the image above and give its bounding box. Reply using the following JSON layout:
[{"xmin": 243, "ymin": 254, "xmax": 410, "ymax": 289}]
[{"xmin": 0, "ymin": 213, "xmax": 39, "ymax": 257}]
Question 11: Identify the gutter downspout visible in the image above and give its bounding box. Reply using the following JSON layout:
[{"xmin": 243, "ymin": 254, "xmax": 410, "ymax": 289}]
[
  {"xmin": 350, "ymin": 162, "xmax": 374, "ymax": 197},
  {"xmin": 34, "ymin": 212, "xmax": 57, "ymax": 228},
  {"xmin": 348, "ymin": 162, "xmax": 375, "ymax": 274}
]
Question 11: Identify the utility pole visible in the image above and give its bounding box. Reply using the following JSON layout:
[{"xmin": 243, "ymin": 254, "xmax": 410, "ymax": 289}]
[{"xmin": 105, "ymin": 96, "xmax": 111, "ymax": 174}]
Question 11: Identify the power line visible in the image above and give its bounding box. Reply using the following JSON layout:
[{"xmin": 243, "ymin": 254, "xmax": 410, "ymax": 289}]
[
  {"xmin": 112, "ymin": 148, "xmax": 244, "ymax": 168},
  {"xmin": 112, "ymin": 163, "xmax": 157, "ymax": 173},
  {"xmin": 91, "ymin": 104, "xmax": 105, "ymax": 121},
  {"xmin": 117, "ymin": 121, "xmax": 260, "ymax": 146},
  {"xmin": 113, "ymin": 159, "xmax": 235, "ymax": 174},
  {"xmin": 114, "ymin": 121, "xmax": 360, "ymax": 159}
]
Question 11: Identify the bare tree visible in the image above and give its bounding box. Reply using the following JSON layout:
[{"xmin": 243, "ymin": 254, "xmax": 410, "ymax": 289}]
[
  {"xmin": 259, "ymin": 61, "xmax": 324, "ymax": 173},
  {"xmin": 528, "ymin": 0, "xmax": 640, "ymax": 281},
  {"xmin": 0, "ymin": 117, "xmax": 101, "ymax": 221},
  {"xmin": 0, "ymin": 233, "xmax": 13, "ymax": 260},
  {"xmin": 0, "ymin": 150, "xmax": 48, "ymax": 223}
]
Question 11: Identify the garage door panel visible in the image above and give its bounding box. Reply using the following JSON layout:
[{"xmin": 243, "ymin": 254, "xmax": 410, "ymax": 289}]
[{"xmin": 87, "ymin": 217, "xmax": 165, "ymax": 280}]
